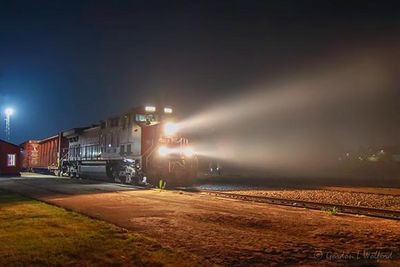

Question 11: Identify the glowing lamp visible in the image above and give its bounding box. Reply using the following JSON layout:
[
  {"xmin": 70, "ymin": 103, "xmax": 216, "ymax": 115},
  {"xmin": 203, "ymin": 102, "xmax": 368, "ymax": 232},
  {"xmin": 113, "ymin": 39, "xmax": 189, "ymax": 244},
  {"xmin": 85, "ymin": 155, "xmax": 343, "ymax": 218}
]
[
  {"xmin": 158, "ymin": 146, "xmax": 169, "ymax": 156},
  {"xmin": 183, "ymin": 147, "xmax": 194, "ymax": 157},
  {"xmin": 164, "ymin": 107, "xmax": 173, "ymax": 114},
  {"xmin": 145, "ymin": 106, "xmax": 156, "ymax": 112},
  {"xmin": 5, "ymin": 108, "xmax": 13, "ymax": 116}
]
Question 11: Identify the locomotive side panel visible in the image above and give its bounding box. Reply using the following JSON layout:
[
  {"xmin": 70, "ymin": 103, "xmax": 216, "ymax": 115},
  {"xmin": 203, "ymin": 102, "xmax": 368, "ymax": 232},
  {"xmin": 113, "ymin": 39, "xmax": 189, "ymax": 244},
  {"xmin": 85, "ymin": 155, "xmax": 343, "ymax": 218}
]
[
  {"xmin": 75, "ymin": 126, "xmax": 102, "ymax": 160},
  {"xmin": 95, "ymin": 115, "xmax": 142, "ymax": 160},
  {"xmin": 63, "ymin": 115, "xmax": 143, "ymax": 180},
  {"xmin": 118, "ymin": 120, "xmax": 142, "ymax": 159}
]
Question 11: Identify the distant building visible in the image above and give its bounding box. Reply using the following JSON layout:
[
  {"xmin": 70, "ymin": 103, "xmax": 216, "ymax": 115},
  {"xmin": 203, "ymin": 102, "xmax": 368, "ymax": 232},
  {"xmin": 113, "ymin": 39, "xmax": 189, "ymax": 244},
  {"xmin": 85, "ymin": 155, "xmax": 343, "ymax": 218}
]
[
  {"xmin": 338, "ymin": 145, "xmax": 400, "ymax": 163},
  {"xmin": 0, "ymin": 139, "xmax": 21, "ymax": 176}
]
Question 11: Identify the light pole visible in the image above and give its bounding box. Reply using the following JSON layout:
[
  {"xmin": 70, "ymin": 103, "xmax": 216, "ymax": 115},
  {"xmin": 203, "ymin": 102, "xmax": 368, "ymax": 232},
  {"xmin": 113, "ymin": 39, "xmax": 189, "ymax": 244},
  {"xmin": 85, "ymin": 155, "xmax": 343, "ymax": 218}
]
[{"xmin": 4, "ymin": 108, "xmax": 13, "ymax": 141}]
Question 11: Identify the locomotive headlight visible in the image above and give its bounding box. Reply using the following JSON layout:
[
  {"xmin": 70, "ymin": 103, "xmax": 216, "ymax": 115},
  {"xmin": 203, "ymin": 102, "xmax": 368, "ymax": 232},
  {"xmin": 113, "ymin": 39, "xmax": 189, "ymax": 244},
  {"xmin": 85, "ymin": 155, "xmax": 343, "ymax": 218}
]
[
  {"xmin": 183, "ymin": 147, "xmax": 194, "ymax": 157},
  {"xmin": 164, "ymin": 107, "xmax": 173, "ymax": 114},
  {"xmin": 164, "ymin": 122, "xmax": 178, "ymax": 135},
  {"xmin": 145, "ymin": 106, "xmax": 156, "ymax": 112},
  {"xmin": 158, "ymin": 146, "xmax": 170, "ymax": 156}
]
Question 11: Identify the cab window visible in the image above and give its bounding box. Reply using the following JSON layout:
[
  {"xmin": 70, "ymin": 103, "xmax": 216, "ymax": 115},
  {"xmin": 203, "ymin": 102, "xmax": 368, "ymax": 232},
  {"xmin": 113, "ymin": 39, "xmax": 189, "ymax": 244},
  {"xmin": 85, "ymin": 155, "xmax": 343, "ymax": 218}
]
[{"xmin": 135, "ymin": 114, "xmax": 158, "ymax": 123}]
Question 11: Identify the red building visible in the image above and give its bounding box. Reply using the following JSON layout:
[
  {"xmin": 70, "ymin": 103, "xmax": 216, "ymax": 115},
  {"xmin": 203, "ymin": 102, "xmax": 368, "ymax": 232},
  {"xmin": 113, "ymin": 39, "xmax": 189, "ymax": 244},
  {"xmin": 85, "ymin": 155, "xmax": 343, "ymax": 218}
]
[{"xmin": 0, "ymin": 139, "xmax": 21, "ymax": 176}]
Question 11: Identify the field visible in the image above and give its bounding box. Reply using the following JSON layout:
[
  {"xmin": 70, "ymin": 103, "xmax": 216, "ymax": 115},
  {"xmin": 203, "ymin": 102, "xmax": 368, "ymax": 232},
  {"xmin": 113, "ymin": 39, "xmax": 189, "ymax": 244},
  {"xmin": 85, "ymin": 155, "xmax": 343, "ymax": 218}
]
[{"xmin": 0, "ymin": 189, "xmax": 202, "ymax": 266}]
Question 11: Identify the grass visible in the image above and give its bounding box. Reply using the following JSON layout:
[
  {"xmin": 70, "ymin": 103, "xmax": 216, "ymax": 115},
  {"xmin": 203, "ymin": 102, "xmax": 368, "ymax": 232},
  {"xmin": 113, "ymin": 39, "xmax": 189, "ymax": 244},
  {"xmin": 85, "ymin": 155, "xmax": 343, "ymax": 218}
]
[
  {"xmin": 322, "ymin": 206, "xmax": 338, "ymax": 215},
  {"xmin": 158, "ymin": 179, "xmax": 167, "ymax": 192},
  {"xmin": 0, "ymin": 189, "xmax": 201, "ymax": 266}
]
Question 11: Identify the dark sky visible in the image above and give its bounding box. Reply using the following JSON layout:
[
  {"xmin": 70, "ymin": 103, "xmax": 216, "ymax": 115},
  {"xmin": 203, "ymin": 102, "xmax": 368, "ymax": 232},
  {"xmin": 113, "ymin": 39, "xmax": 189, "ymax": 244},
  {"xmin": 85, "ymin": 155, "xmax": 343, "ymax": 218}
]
[{"xmin": 1, "ymin": 0, "xmax": 400, "ymax": 144}]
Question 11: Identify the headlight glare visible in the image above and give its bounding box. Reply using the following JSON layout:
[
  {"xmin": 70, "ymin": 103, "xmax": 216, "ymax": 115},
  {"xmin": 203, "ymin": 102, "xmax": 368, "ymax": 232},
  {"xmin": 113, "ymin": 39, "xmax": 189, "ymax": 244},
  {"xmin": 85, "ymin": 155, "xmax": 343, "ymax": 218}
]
[
  {"xmin": 158, "ymin": 146, "xmax": 169, "ymax": 156},
  {"xmin": 183, "ymin": 147, "xmax": 194, "ymax": 157},
  {"xmin": 164, "ymin": 122, "xmax": 178, "ymax": 135}
]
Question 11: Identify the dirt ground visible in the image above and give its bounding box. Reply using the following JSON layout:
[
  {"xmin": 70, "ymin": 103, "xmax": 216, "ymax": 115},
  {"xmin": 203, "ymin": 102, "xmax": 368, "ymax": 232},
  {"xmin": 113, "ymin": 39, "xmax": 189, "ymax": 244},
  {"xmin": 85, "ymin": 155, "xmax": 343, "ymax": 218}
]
[{"xmin": 1, "ymin": 175, "xmax": 399, "ymax": 266}]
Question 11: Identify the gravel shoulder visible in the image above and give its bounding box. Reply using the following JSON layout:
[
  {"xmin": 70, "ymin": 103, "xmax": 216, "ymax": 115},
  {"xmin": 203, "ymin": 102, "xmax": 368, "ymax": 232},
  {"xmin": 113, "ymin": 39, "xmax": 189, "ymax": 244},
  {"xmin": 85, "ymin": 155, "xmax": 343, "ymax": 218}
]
[{"xmin": 225, "ymin": 188, "xmax": 400, "ymax": 211}]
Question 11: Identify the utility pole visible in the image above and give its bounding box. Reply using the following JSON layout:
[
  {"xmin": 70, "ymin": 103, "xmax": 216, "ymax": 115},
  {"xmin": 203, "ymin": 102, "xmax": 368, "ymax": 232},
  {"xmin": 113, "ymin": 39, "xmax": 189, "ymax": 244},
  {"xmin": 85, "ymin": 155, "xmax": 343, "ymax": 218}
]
[{"xmin": 5, "ymin": 108, "xmax": 13, "ymax": 141}]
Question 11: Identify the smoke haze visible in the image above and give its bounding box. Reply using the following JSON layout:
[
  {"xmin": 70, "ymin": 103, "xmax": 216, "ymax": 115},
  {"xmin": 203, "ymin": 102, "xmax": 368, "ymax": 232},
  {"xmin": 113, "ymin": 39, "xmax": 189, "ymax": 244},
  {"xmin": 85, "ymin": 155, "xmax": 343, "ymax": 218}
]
[{"xmin": 179, "ymin": 50, "xmax": 400, "ymax": 177}]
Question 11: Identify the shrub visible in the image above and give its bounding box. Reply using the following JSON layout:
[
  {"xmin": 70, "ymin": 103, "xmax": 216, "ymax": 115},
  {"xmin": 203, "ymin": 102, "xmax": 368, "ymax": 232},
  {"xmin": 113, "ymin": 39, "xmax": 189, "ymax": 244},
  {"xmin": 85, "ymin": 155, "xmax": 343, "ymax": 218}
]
[{"xmin": 323, "ymin": 206, "xmax": 338, "ymax": 215}]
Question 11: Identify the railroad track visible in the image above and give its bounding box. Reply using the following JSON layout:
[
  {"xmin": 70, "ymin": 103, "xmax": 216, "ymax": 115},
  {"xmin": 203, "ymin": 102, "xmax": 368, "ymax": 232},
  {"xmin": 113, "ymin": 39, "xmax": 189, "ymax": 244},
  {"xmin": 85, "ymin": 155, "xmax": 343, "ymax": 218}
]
[{"xmin": 202, "ymin": 190, "xmax": 400, "ymax": 220}]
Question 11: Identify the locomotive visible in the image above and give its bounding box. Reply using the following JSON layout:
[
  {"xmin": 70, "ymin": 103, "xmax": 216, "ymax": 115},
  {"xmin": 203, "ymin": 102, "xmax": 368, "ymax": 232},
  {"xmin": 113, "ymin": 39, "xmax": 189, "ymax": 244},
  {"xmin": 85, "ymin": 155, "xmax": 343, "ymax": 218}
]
[{"xmin": 22, "ymin": 105, "xmax": 197, "ymax": 186}]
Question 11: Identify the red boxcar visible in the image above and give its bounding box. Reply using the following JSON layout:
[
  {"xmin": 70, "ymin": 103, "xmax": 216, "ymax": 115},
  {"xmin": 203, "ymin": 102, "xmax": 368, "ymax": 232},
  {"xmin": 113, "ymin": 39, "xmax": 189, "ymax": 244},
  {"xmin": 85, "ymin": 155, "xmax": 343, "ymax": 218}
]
[
  {"xmin": 20, "ymin": 140, "xmax": 40, "ymax": 170},
  {"xmin": 0, "ymin": 139, "xmax": 21, "ymax": 176},
  {"xmin": 21, "ymin": 133, "xmax": 68, "ymax": 173}
]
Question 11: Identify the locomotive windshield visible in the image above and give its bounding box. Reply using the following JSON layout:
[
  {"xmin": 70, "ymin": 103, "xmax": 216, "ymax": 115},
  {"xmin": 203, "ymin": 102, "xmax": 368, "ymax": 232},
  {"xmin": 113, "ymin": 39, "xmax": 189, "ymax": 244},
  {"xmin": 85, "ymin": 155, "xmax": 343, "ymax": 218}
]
[{"xmin": 135, "ymin": 114, "xmax": 158, "ymax": 123}]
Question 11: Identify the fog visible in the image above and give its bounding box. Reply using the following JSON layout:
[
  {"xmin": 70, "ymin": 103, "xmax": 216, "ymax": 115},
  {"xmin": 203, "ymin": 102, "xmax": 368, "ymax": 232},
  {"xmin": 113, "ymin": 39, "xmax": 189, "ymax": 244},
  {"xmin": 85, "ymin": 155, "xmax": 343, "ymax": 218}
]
[{"xmin": 177, "ymin": 53, "xmax": 400, "ymax": 177}]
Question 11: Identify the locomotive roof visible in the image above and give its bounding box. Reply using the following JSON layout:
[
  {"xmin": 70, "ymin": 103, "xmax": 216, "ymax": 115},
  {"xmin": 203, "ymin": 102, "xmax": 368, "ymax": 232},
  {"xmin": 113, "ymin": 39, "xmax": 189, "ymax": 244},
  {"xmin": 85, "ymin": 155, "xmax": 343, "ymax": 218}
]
[
  {"xmin": 62, "ymin": 127, "xmax": 91, "ymax": 137},
  {"xmin": 63, "ymin": 105, "xmax": 172, "ymax": 136}
]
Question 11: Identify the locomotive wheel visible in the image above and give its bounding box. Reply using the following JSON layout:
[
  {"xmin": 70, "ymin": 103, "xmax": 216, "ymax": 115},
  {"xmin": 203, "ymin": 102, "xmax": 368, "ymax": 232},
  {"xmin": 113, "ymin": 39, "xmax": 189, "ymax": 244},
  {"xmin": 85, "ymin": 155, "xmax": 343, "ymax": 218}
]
[{"xmin": 123, "ymin": 173, "xmax": 132, "ymax": 184}]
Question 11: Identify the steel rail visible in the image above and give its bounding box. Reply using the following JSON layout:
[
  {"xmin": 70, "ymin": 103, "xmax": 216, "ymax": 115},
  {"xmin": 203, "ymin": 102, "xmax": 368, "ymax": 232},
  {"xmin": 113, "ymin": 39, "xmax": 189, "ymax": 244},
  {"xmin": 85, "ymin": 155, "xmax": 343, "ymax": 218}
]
[{"xmin": 202, "ymin": 190, "xmax": 400, "ymax": 220}]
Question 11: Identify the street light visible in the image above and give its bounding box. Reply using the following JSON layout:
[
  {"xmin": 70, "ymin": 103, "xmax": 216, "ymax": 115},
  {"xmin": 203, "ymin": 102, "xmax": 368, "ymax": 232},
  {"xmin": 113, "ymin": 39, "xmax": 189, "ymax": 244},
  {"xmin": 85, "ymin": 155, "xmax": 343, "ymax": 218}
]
[
  {"xmin": 4, "ymin": 108, "xmax": 13, "ymax": 141},
  {"xmin": 5, "ymin": 108, "xmax": 13, "ymax": 116}
]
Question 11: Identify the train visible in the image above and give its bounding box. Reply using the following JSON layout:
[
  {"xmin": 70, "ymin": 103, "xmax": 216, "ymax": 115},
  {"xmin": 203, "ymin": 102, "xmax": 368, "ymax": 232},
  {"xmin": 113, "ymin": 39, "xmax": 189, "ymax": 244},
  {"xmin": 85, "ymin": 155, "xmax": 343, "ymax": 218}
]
[{"xmin": 20, "ymin": 105, "xmax": 198, "ymax": 186}]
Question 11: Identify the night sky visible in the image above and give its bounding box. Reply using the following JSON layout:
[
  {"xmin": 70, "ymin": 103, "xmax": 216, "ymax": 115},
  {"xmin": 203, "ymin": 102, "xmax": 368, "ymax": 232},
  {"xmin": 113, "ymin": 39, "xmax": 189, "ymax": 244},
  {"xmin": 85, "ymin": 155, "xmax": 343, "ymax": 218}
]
[{"xmin": 1, "ymin": 0, "xmax": 400, "ymax": 144}]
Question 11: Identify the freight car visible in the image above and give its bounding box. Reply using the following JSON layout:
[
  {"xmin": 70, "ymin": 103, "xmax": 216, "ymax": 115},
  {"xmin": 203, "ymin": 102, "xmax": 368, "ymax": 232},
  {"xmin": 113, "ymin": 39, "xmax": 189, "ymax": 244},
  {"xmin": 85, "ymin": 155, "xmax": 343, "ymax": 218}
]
[
  {"xmin": 20, "ymin": 135, "xmax": 68, "ymax": 174},
  {"xmin": 20, "ymin": 140, "xmax": 39, "ymax": 171},
  {"xmin": 22, "ymin": 105, "xmax": 197, "ymax": 186}
]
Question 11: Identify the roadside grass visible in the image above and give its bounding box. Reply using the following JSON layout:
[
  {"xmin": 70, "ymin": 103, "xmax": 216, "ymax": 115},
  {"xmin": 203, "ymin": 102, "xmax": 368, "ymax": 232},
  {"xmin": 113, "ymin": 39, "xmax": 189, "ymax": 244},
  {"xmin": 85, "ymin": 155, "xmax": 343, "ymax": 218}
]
[
  {"xmin": 322, "ymin": 206, "xmax": 338, "ymax": 216},
  {"xmin": 0, "ymin": 189, "xmax": 202, "ymax": 266}
]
